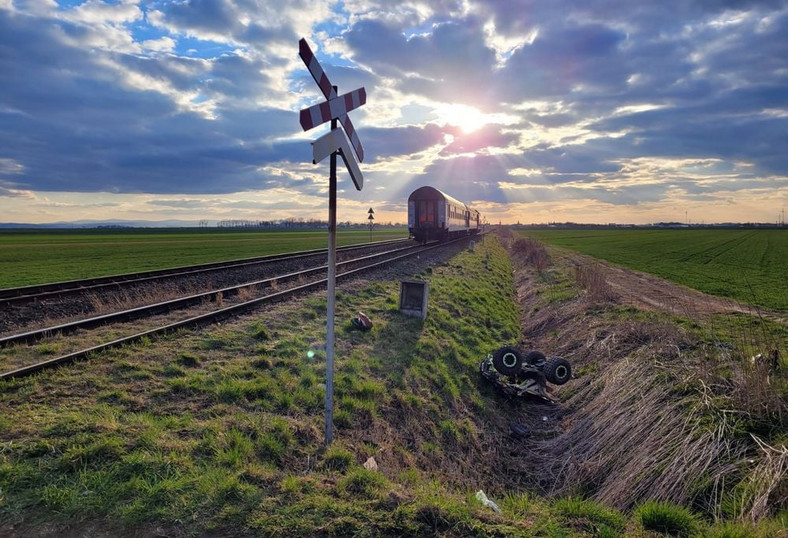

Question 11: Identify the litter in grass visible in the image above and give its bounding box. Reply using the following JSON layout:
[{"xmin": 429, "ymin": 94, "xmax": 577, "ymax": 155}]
[
  {"xmin": 475, "ymin": 490, "xmax": 502, "ymax": 513},
  {"xmin": 350, "ymin": 311, "xmax": 373, "ymax": 331}
]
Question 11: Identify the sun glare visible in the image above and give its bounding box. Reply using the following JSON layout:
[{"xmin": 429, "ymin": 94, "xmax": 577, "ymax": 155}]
[{"xmin": 438, "ymin": 103, "xmax": 489, "ymax": 134}]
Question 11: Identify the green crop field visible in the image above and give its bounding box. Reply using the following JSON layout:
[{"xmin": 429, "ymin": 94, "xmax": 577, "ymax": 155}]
[
  {"xmin": 515, "ymin": 228, "xmax": 788, "ymax": 312},
  {"xmin": 0, "ymin": 228, "xmax": 408, "ymax": 289}
]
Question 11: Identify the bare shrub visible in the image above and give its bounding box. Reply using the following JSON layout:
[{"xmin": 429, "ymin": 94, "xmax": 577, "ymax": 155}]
[
  {"xmin": 512, "ymin": 238, "xmax": 550, "ymax": 271},
  {"xmin": 573, "ymin": 263, "xmax": 618, "ymax": 303}
]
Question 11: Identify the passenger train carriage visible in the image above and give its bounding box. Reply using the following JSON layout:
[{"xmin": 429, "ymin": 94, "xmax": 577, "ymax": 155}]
[{"xmin": 407, "ymin": 186, "xmax": 481, "ymax": 243}]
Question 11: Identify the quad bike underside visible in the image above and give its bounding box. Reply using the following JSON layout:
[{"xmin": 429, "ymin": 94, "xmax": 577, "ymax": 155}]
[{"xmin": 479, "ymin": 346, "xmax": 572, "ymax": 401}]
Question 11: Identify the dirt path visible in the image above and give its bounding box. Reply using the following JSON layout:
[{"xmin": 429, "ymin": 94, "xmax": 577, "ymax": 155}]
[{"xmin": 559, "ymin": 250, "xmax": 786, "ymax": 324}]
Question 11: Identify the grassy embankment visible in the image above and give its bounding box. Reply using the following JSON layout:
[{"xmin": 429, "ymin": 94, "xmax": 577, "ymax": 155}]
[
  {"xmin": 0, "ymin": 228, "xmax": 408, "ymax": 289},
  {"xmin": 1, "ymin": 232, "xmax": 785, "ymax": 536}
]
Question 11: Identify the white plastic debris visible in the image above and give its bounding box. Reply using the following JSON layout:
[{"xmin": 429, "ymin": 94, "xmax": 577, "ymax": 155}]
[
  {"xmin": 475, "ymin": 490, "xmax": 501, "ymax": 513},
  {"xmin": 542, "ymin": 416, "xmax": 548, "ymax": 422}
]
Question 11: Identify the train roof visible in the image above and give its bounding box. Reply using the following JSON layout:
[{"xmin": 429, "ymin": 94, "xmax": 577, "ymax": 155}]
[{"xmin": 408, "ymin": 186, "xmax": 468, "ymax": 209}]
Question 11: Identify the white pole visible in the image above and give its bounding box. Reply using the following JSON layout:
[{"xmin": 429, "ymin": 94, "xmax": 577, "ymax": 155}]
[{"xmin": 325, "ymin": 103, "xmax": 338, "ymax": 446}]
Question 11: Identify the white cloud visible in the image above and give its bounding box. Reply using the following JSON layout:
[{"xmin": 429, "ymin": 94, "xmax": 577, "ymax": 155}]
[
  {"xmin": 142, "ymin": 36, "xmax": 176, "ymax": 52},
  {"xmin": 0, "ymin": 0, "xmax": 786, "ymax": 225}
]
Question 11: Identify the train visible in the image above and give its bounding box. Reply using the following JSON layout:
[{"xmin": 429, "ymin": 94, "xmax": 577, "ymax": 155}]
[{"xmin": 407, "ymin": 186, "xmax": 481, "ymax": 243}]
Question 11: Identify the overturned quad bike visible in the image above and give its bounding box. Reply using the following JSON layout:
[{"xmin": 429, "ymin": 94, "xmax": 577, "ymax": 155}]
[{"xmin": 479, "ymin": 346, "xmax": 572, "ymax": 401}]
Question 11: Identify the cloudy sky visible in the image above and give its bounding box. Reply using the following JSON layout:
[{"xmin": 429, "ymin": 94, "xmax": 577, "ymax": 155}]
[{"xmin": 1, "ymin": 0, "xmax": 787, "ymax": 226}]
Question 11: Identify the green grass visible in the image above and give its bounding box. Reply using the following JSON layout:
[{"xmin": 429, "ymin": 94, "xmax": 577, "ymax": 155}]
[
  {"xmin": 634, "ymin": 500, "xmax": 701, "ymax": 537},
  {"xmin": 0, "ymin": 228, "xmax": 408, "ymax": 288},
  {"xmin": 516, "ymin": 228, "xmax": 788, "ymax": 311},
  {"xmin": 1, "ymin": 234, "xmax": 785, "ymax": 536},
  {"xmin": 553, "ymin": 497, "xmax": 626, "ymax": 535}
]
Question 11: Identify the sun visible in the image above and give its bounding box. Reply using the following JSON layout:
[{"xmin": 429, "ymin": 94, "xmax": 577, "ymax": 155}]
[{"xmin": 438, "ymin": 103, "xmax": 489, "ymax": 134}]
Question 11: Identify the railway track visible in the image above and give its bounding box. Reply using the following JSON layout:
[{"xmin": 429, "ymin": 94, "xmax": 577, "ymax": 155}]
[
  {"xmin": 0, "ymin": 238, "xmax": 413, "ymax": 335},
  {"xmin": 0, "ymin": 236, "xmax": 476, "ymax": 380},
  {"xmin": 0, "ymin": 238, "xmax": 410, "ymax": 305}
]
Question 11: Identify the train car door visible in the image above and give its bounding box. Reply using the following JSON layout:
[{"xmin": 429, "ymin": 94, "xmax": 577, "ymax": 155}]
[{"xmin": 418, "ymin": 199, "xmax": 436, "ymax": 227}]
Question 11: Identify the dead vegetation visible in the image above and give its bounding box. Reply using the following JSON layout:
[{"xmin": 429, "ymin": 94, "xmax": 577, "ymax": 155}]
[
  {"xmin": 538, "ymin": 357, "xmax": 749, "ymax": 510},
  {"xmin": 572, "ymin": 262, "xmax": 619, "ymax": 304},
  {"xmin": 511, "ymin": 237, "xmax": 550, "ymax": 271},
  {"xmin": 505, "ymin": 233, "xmax": 787, "ymax": 521}
]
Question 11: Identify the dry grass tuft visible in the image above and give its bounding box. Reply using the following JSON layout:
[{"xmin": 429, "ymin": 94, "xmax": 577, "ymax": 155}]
[
  {"xmin": 739, "ymin": 435, "xmax": 787, "ymax": 521},
  {"xmin": 572, "ymin": 263, "xmax": 618, "ymax": 303},
  {"xmin": 236, "ymin": 285, "xmax": 254, "ymax": 302},
  {"xmin": 729, "ymin": 359, "xmax": 786, "ymax": 431},
  {"xmin": 512, "ymin": 238, "xmax": 550, "ymax": 271}
]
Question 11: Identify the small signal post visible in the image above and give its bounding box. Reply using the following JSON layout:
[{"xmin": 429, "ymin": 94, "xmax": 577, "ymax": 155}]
[{"xmin": 298, "ymin": 38, "xmax": 366, "ymax": 446}]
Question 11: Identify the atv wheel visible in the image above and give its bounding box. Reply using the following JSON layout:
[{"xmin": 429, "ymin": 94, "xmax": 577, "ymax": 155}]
[
  {"xmin": 492, "ymin": 346, "xmax": 523, "ymax": 375},
  {"xmin": 543, "ymin": 358, "xmax": 572, "ymax": 385},
  {"xmin": 523, "ymin": 350, "xmax": 546, "ymax": 367},
  {"xmin": 509, "ymin": 422, "xmax": 530, "ymax": 439}
]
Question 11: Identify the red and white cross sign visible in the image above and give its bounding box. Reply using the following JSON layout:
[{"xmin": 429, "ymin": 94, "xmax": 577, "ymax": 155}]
[
  {"xmin": 312, "ymin": 128, "xmax": 363, "ymax": 191},
  {"xmin": 299, "ymin": 38, "xmax": 365, "ymax": 163},
  {"xmin": 299, "ymin": 87, "xmax": 366, "ymax": 132}
]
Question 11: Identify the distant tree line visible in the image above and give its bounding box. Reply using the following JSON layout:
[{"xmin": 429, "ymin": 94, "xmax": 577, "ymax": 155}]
[
  {"xmin": 215, "ymin": 218, "xmax": 405, "ymax": 229},
  {"xmin": 511, "ymin": 222, "xmax": 786, "ymax": 229}
]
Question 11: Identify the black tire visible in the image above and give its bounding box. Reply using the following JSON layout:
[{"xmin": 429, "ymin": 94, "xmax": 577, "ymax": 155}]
[
  {"xmin": 543, "ymin": 358, "xmax": 572, "ymax": 385},
  {"xmin": 509, "ymin": 422, "xmax": 530, "ymax": 439},
  {"xmin": 523, "ymin": 350, "xmax": 546, "ymax": 367},
  {"xmin": 492, "ymin": 346, "xmax": 523, "ymax": 375}
]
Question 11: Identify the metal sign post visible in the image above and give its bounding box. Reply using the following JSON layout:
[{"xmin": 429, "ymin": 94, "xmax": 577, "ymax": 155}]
[
  {"xmin": 367, "ymin": 208, "xmax": 374, "ymax": 242},
  {"xmin": 298, "ymin": 38, "xmax": 366, "ymax": 446},
  {"xmin": 326, "ymin": 114, "xmax": 337, "ymax": 446}
]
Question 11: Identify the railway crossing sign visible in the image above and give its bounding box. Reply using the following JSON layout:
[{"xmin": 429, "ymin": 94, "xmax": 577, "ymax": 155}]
[
  {"xmin": 311, "ymin": 128, "xmax": 363, "ymax": 190},
  {"xmin": 299, "ymin": 87, "xmax": 366, "ymax": 133},
  {"xmin": 298, "ymin": 37, "xmax": 368, "ymax": 446},
  {"xmin": 299, "ymin": 38, "xmax": 365, "ymax": 164}
]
